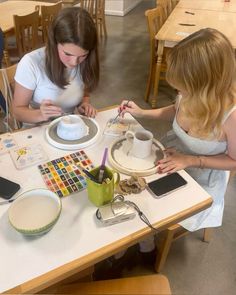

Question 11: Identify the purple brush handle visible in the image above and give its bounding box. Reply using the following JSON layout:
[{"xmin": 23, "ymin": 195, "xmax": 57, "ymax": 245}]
[{"xmin": 101, "ymin": 148, "xmax": 108, "ymax": 166}]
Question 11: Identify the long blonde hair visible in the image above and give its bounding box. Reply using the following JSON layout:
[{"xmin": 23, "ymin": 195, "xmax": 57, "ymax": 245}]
[{"xmin": 166, "ymin": 28, "xmax": 236, "ymax": 139}]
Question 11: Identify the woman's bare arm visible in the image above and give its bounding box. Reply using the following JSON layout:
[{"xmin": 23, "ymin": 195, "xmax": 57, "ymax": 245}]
[{"xmin": 12, "ymin": 82, "xmax": 62, "ymax": 123}]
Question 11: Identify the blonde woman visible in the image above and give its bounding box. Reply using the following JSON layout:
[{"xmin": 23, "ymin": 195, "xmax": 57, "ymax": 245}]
[{"xmin": 119, "ymin": 28, "xmax": 236, "ymax": 231}]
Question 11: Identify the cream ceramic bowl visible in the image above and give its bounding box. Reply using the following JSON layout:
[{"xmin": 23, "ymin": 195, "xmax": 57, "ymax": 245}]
[
  {"xmin": 8, "ymin": 189, "xmax": 62, "ymax": 236},
  {"xmin": 57, "ymin": 115, "xmax": 88, "ymax": 141}
]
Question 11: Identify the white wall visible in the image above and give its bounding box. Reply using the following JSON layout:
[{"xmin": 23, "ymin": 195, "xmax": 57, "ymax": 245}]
[{"xmin": 105, "ymin": 0, "xmax": 142, "ymax": 16}]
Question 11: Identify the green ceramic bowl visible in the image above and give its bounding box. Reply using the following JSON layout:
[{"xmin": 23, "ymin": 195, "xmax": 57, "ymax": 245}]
[{"xmin": 8, "ymin": 189, "xmax": 62, "ymax": 236}]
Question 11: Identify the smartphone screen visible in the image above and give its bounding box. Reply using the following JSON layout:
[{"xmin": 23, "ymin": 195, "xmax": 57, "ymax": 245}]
[
  {"xmin": 0, "ymin": 176, "xmax": 21, "ymax": 200},
  {"xmin": 147, "ymin": 172, "xmax": 187, "ymax": 198}
]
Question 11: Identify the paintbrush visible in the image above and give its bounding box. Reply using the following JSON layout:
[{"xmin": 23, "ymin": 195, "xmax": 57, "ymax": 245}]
[
  {"xmin": 69, "ymin": 161, "xmax": 99, "ymax": 183},
  {"xmin": 97, "ymin": 148, "xmax": 108, "ymax": 183},
  {"xmin": 111, "ymin": 100, "xmax": 131, "ymax": 124}
]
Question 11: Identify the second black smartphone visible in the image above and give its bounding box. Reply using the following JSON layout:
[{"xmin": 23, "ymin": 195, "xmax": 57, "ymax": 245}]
[
  {"xmin": 147, "ymin": 172, "xmax": 187, "ymax": 198},
  {"xmin": 0, "ymin": 176, "xmax": 21, "ymax": 200}
]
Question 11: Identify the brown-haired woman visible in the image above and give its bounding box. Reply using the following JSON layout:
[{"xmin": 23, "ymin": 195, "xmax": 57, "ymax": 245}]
[{"xmin": 13, "ymin": 7, "xmax": 99, "ymax": 124}]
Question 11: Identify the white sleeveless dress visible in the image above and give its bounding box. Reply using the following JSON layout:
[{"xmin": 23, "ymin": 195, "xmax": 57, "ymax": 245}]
[{"xmin": 163, "ymin": 105, "xmax": 236, "ymax": 231}]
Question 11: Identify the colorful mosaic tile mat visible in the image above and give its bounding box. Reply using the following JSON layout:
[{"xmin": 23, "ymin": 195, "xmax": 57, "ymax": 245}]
[{"xmin": 38, "ymin": 150, "xmax": 94, "ymax": 197}]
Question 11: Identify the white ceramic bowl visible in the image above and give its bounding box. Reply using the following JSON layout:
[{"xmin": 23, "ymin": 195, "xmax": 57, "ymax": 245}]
[
  {"xmin": 8, "ymin": 189, "xmax": 62, "ymax": 236},
  {"xmin": 57, "ymin": 115, "xmax": 88, "ymax": 141}
]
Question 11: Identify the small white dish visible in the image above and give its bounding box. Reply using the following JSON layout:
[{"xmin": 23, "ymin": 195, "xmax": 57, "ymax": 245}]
[
  {"xmin": 8, "ymin": 189, "xmax": 62, "ymax": 236},
  {"xmin": 57, "ymin": 115, "xmax": 88, "ymax": 141}
]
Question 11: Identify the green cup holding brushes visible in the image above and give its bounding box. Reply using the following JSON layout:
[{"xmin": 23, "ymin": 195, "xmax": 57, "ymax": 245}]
[
  {"xmin": 86, "ymin": 148, "xmax": 120, "ymax": 206},
  {"xmin": 86, "ymin": 166, "xmax": 120, "ymax": 207}
]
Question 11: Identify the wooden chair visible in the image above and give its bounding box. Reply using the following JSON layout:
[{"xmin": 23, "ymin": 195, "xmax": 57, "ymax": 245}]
[
  {"xmin": 52, "ymin": 274, "xmax": 172, "ymax": 294},
  {"xmin": 13, "ymin": 10, "xmax": 40, "ymax": 59},
  {"xmin": 171, "ymin": 0, "xmax": 180, "ymax": 8},
  {"xmin": 155, "ymin": 224, "xmax": 212, "ymax": 273},
  {"xmin": 157, "ymin": 0, "xmax": 175, "ymax": 20},
  {"xmin": 144, "ymin": 6, "xmax": 167, "ymax": 103},
  {"xmin": 40, "ymin": 2, "xmax": 63, "ymax": 42},
  {"xmin": 80, "ymin": 0, "xmax": 107, "ymax": 38},
  {"xmin": 157, "ymin": 0, "xmax": 172, "ymax": 20},
  {"xmin": 96, "ymin": 0, "xmax": 107, "ymax": 38},
  {"xmin": 80, "ymin": 0, "xmax": 97, "ymax": 17},
  {"xmin": 0, "ymin": 64, "xmax": 21, "ymax": 131}
]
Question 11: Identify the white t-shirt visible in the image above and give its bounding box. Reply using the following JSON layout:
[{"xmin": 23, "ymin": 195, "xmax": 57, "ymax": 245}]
[{"xmin": 14, "ymin": 47, "xmax": 84, "ymax": 113}]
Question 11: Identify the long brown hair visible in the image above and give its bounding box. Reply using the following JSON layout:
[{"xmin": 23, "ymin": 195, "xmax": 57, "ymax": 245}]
[
  {"xmin": 166, "ymin": 28, "xmax": 236, "ymax": 138},
  {"xmin": 45, "ymin": 7, "xmax": 99, "ymax": 91}
]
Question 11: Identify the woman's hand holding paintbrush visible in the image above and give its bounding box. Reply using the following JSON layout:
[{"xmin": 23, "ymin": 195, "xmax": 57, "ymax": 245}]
[
  {"xmin": 118, "ymin": 100, "xmax": 144, "ymax": 118},
  {"xmin": 112, "ymin": 100, "xmax": 132, "ymax": 123}
]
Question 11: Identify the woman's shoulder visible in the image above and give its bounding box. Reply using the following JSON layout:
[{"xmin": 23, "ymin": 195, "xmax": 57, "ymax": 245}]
[
  {"xmin": 15, "ymin": 47, "xmax": 46, "ymax": 83},
  {"xmin": 18, "ymin": 47, "xmax": 46, "ymax": 67},
  {"xmin": 222, "ymin": 105, "xmax": 236, "ymax": 130}
]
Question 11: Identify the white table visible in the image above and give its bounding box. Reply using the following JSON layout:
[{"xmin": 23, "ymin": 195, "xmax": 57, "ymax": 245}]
[{"xmin": 0, "ymin": 108, "xmax": 212, "ymax": 293}]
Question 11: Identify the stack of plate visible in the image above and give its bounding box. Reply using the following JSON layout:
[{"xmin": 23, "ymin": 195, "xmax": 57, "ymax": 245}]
[{"xmin": 8, "ymin": 189, "xmax": 62, "ymax": 236}]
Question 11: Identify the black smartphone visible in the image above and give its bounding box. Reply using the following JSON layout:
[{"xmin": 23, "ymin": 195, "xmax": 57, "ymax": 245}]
[
  {"xmin": 0, "ymin": 176, "xmax": 21, "ymax": 200},
  {"xmin": 147, "ymin": 172, "xmax": 187, "ymax": 198}
]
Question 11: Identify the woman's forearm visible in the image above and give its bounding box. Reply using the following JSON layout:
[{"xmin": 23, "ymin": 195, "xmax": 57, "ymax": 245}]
[
  {"xmin": 13, "ymin": 106, "xmax": 44, "ymax": 123},
  {"xmin": 141, "ymin": 105, "xmax": 176, "ymax": 121},
  {"xmin": 189, "ymin": 153, "xmax": 236, "ymax": 171}
]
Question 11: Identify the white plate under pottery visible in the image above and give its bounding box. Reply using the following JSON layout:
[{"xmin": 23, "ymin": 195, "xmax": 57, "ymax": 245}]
[
  {"xmin": 8, "ymin": 189, "xmax": 62, "ymax": 236},
  {"xmin": 45, "ymin": 115, "xmax": 100, "ymax": 150},
  {"xmin": 108, "ymin": 136, "xmax": 165, "ymax": 176}
]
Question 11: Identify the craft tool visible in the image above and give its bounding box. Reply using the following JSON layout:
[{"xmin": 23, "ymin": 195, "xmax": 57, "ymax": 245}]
[
  {"xmin": 70, "ymin": 161, "xmax": 99, "ymax": 183},
  {"xmin": 38, "ymin": 151, "xmax": 94, "ymax": 197},
  {"xmin": 112, "ymin": 100, "xmax": 130, "ymax": 124},
  {"xmin": 97, "ymin": 148, "xmax": 108, "ymax": 183}
]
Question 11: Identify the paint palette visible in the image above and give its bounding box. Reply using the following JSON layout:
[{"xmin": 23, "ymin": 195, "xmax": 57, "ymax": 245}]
[
  {"xmin": 0, "ymin": 133, "xmax": 18, "ymax": 155},
  {"xmin": 38, "ymin": 151, "xmax": 94, "ymax": 198},
  {"xmin": 10, "ymin": 144, "xmax": 48, "ymax": 169}
]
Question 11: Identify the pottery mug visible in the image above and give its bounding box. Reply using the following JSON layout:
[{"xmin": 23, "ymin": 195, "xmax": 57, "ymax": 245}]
[
  {"xmin": 57, "ymin": 115, "xmax": 88, "ymax": 141},
  {"xmin": 125, "ymin": 129, "xmax": 153, "ymax": 158},
  {"xmin": 86, "ymin": 166, "xmax": 120, "ymax": 207}
]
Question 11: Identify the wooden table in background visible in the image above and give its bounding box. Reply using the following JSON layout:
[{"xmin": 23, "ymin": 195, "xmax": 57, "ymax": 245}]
[
  {"xmin": 0, "ymin": 1, "xmax": 54, "ymax": 35},
  {"xmin": 152, "ymin": 6, "xmax": 236, "ymax": 108},
  {"xmin": 176, "ymin": 0, "xmax": 236, "ymax": 13},
  {"xmin": 0, "ymin": 0, "xmax": 54, "ymax": 65}
]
